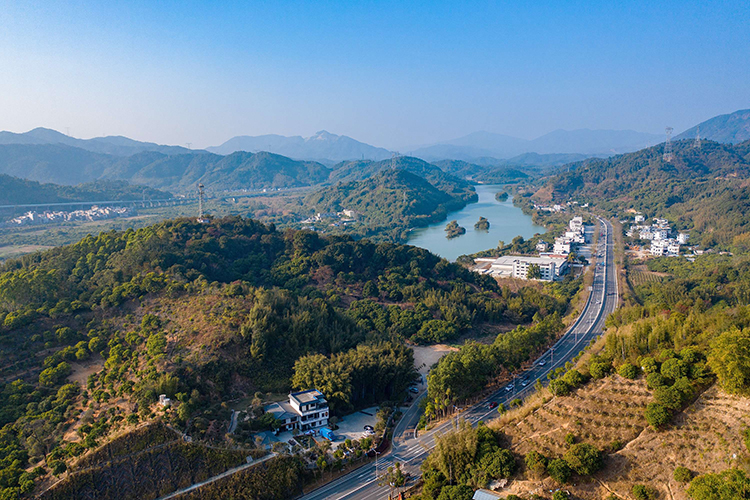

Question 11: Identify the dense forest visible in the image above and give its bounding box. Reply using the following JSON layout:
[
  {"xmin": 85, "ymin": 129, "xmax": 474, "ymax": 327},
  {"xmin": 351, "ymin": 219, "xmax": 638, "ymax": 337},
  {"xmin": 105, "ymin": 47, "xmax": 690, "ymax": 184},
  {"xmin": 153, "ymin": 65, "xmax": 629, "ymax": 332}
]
[
  {"xmin": 0, "ymin": 216, "xmax": 573, "ymax": 498},
  {"xmin": 536, "ymin": 139, "xmax": 750, "ymax": 248},
  {"xmin": 0, "ymin": 175, "xmax": 171, "ymax": 205}
]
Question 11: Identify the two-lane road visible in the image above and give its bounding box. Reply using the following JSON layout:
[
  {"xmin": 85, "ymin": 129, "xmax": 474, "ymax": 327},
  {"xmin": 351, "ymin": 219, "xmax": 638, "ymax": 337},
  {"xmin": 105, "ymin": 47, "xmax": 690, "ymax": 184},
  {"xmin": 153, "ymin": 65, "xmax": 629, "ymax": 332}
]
[{"xmin": 302, "ymin": 217, "xmax": 619, "ymax": 500}]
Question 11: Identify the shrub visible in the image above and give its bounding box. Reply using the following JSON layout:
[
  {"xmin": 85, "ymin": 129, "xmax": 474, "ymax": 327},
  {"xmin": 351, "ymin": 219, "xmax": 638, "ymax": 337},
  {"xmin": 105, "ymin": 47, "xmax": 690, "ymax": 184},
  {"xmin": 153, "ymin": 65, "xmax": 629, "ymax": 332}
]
[
  {"xmin": 547, "ymin": 458, "xmax": 572, "ymax": 484},
  {"xmin": 673, "ymin": 466, "xmax": 692, "ymax": 483},
  {"xmin": 563, "ymin": 443, "xmax": 602, "ymax": 475},
  {"xmin": 589, "ymin": 361, "xmax": 612, "ymax": 379},
  {"xmin": 632, "ymin": 484, "xmax": 656, "ymax": 500},
  {"xmin": 552, "ymin": 491, "xmax": 569, "ymax": 500},
  {"xmin": 646, "ymin": 372, "xmax": 666, "ymax": 389},
  {"xmin": 661, "ymin": 358, "xmax": 689, "ymax": 381},
  {"xmin": 525, "ymin": 450, "xmax": 548, "ymax": 477},
  {"xmin": 617, "ymin": 362, "xmax": 639, "ymax": 379},
  {"xmin": 639, "ymin": 356, "xmax": 658, "ymax": 374},
  {"xmin": 564, "ymin": 433, "xmax": 576, "ymax": 446},
  {"xmin": 688, "ymin": 469, "xmax": 750, "ymax": 499},
  {"xmin": 645, "ymin": 403, "xmax": 671, "ymax": 429}
]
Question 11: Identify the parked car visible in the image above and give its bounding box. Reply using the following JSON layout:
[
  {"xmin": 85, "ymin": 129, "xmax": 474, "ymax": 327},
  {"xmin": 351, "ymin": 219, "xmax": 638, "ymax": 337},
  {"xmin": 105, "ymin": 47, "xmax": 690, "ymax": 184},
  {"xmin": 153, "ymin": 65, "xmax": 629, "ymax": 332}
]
[
  {"xmin": 409, "ymin": 386, "xmax": 419, "ymax": 394},
  {"xmin": 364, "ymin": 425, "xmax": 374, "ymax": 432}
]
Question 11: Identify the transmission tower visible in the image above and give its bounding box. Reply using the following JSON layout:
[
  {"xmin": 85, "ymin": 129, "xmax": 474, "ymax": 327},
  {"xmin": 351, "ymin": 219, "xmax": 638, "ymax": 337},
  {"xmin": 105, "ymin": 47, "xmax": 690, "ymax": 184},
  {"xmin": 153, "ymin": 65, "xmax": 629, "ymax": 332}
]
[
  {"xmin": 197, "ymin": 183, "xmax": 209, "ymax": 223},
  {"xmin": 663, "ymin": 127, "xmax": 674, "ymax": 162},
  {"xmin": 391, "ymin": 152, "xmax": 400, "ymax": 169},
  {"xmin": 694, "ymin": 125, "xmax": 701, "ymax": 149},
  {"xmin": 186, "ymin": 142, "xmax": 192, "ymax": 150}
]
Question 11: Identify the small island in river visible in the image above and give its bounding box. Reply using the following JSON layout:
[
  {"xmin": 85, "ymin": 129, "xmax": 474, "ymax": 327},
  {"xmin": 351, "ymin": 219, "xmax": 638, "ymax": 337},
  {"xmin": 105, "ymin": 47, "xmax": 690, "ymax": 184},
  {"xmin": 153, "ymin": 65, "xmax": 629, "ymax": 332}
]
[
  {"xmin": 495, "ymin": 191, "xmax": 509, "ymax": 202},
  {"xmin": 474, "ymin": 216, "xmax": 490, "ymax": 231},
  {"xmin": 444, "ymin": 220, "xmax": 466, "ymax": 239}
]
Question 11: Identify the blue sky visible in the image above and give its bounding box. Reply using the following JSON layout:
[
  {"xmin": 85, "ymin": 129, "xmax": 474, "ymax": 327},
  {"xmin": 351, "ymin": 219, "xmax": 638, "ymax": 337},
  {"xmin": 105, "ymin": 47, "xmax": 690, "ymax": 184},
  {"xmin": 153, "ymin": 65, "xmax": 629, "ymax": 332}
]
[{"xmin": 0, "ymin": 0, "xmax": 748, "ymax": 149}]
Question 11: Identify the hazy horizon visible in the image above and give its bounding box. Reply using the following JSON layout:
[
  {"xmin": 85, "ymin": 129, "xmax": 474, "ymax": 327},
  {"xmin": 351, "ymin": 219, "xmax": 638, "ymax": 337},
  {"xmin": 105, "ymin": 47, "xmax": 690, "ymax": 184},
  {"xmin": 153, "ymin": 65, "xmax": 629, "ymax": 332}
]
[{"xmin": 1, "ymin": 1, "xmax": 749, "ymax": 150}]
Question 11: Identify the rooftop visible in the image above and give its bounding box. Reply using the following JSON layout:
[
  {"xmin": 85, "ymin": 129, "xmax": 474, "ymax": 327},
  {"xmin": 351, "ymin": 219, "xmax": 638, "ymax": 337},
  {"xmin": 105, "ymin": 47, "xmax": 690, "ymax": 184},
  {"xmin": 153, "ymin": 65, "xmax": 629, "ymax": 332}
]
[
  {"xmin": 264, "ymin": 400, "xmax": 296, "ymax": 420},
  {"xmin": 481, "ymin": 255, "xmax": 568, "ymax": 266},
  {"xmin": 290, "ymin": 389, "xmax": 326, "ymax": 405}
]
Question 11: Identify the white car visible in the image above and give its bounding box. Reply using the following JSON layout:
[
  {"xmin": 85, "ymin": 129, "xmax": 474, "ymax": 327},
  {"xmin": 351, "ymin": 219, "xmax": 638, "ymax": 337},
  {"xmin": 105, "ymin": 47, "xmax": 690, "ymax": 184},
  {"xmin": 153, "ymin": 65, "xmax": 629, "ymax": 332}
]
[
  {"xmin": 538, "ymin": 360, "xmax": 546, "ymax": 366},
  {"xmin": 505, "ymin": 383, "xmax": 514, "ymax": 392}
]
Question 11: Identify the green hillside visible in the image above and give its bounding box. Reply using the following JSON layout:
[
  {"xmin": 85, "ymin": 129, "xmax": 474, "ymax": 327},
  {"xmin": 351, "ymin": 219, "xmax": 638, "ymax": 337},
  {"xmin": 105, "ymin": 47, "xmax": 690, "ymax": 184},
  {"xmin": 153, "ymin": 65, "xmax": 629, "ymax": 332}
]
[
  {"xmin": 0, "ymin": 144, "xmax": 331, "ymax": 193},
  {"xmin": 330, "ymin": 155, "xmax": 476, "ymax": 202},
  {"xmin": 0, "ymin": 175, "xmax": 171, "ymax": 205},
  {"xmin": 304, "ymin": 168, "xmax": 476, "ymax": 241},
  {"xmin": 538, "ymin": 139, "xmax": 750, "ymax": 248},
  {"xmin": 0, "ymin": 216, "xmax": 576, "ymax": 498},
  {"xmin": 675, "ymin": 108, "xmax": 750, "ymax": 143}
]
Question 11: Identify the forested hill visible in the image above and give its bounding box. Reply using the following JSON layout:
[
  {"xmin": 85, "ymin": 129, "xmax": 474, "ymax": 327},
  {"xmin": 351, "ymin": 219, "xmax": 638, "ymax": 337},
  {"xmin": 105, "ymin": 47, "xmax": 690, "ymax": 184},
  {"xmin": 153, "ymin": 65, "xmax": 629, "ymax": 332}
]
[
  {"xmin": 537, "ymin": 139, "xmax": 750, "ymax": 248},
  {"xmin": 0, "ymin": 175, "xmax": 171, "ymax": 205},
  {"xmin": 0, "ymin": 216, "xmax": 578, "ymax": 498},
  {"xmin": 329, "ymin": 155, "xmax": 476, "ymax": 200},
  {"xmin": 674, "ymin": 108, "xmax": 750, "ymax": 143},
  {"xmin": 0, "ymin": 143, "xmax": 331, "ymax": 192},
  {"xmin": 304, "ymin": 167, "xmax": 477, "ymax": 241}
]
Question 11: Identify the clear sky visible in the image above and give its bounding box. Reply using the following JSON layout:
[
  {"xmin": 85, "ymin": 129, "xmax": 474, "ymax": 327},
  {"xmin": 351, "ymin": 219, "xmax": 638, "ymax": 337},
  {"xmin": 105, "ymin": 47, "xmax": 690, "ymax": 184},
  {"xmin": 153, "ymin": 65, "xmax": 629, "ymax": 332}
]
[{"xmin": 0, "ymin": 0, "xmax": 748, "ymax": 149}]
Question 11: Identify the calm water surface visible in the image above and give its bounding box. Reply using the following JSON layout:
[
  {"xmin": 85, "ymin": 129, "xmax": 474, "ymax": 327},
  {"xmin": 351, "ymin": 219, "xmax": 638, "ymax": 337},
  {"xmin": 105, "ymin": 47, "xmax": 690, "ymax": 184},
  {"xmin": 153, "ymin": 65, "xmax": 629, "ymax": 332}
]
[{"xmin": 407, "ymin": 184, "xmax": 544, "ymax": 261}]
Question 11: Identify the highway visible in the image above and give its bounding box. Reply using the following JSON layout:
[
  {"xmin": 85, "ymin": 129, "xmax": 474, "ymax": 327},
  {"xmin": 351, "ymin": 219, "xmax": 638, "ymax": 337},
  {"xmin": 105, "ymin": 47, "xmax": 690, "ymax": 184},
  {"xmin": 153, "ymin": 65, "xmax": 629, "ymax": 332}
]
[{"xmin": 301, "ymin": 217, "xmax": 619, "ymax": 500}]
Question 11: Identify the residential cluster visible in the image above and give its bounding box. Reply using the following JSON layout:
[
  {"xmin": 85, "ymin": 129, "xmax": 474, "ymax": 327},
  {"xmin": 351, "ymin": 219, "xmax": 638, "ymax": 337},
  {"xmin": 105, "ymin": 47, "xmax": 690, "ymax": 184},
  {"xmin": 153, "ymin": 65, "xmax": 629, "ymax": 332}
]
[
  {"xmin": 474, "ymin": 216, "xmax": 588, "ymax": 282},
  {"xmin": 300, "ymin": 209, "xmax": 360, "ymax": 227},
  {"xmin": 533, "ymin": 201, "xmax": 589, "ymax": 213},
  {"xmin": 3, "ymin": 206, "xmax": 134, "ymax": 228},
  {"xmin": 626, "ymin": 214, "xmax": 688, "ymax": 257}
]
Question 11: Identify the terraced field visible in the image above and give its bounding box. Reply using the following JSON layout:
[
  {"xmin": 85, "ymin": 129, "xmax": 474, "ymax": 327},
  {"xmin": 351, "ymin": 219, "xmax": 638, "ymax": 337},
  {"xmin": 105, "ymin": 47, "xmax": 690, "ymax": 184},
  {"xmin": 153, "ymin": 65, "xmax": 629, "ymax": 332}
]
[{"xmin": 494, "ymin": 377, "xmax": 750, "ymax": 499}]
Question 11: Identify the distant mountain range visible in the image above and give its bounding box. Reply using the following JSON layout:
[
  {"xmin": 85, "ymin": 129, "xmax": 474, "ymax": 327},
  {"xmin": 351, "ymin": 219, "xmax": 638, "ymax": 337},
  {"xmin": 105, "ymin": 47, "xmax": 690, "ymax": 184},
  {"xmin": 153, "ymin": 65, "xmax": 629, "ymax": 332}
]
[
  {"xmin": 407, "ymin": 129, "xmax": 663, "ymax": 161},
  {"xmin": 674, "ymin": 108, "xmax": 750, "ymax": 144},
  {"xmin": 207, "ymin": 130, "xmax": 392, "ymax": 163},
  {"xmin": 0, "ymin": 127, "xmax": 194, "ymax": 156},
  {"xmin": 0, "ymin": 144, "xmax": 331, "ymax": 193}
]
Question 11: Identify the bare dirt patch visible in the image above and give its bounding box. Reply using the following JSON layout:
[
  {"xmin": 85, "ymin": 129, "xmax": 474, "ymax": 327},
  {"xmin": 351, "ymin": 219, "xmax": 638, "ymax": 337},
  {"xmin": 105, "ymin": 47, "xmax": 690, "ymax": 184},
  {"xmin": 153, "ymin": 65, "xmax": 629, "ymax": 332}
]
[
  {"xmin": 411, "ymin": 344, "xmax": 456, "ymax": 377},
  {"xmin": 67, "ymin": 355, "xmax": 104, "ymax": 387}
]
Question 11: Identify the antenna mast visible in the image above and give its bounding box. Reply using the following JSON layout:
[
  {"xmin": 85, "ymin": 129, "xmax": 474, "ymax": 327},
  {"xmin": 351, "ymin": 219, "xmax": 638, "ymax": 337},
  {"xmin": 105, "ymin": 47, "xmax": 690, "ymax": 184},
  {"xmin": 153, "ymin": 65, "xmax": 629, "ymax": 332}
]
[
  {"xmin": 663, "ymin": 127, "xmax": 674, "ymax": 162},
  {"xmin": 694, "ymin": 125, "xmax": 701, "ymax": 149},
  {"xmin": 197, "ymin": 183, "xmax": 209, "ymax": 223}
]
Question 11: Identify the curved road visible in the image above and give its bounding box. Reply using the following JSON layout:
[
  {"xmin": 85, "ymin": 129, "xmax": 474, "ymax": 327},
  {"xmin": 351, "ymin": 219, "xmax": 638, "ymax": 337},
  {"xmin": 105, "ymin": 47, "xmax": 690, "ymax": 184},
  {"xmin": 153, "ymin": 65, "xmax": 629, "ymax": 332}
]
[{"xmin": 302, "ymin": 217, "xmax": 619, "ymax": 500}]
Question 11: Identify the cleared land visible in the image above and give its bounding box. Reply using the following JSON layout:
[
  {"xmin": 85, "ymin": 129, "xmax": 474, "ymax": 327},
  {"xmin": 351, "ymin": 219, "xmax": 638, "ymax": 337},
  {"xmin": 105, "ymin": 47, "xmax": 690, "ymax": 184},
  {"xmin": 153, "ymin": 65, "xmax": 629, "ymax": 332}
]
[{"xmin": 494, "ymin": 377, "xmax": 750, "ymax": 500}]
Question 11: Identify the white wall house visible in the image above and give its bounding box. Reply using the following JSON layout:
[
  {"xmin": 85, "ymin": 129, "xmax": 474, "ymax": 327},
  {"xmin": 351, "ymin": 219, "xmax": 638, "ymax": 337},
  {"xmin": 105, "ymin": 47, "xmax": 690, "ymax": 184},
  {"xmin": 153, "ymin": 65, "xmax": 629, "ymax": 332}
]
[{"xmin": 264, "ymin": 389, "xmax": 329, "ymax": 433}]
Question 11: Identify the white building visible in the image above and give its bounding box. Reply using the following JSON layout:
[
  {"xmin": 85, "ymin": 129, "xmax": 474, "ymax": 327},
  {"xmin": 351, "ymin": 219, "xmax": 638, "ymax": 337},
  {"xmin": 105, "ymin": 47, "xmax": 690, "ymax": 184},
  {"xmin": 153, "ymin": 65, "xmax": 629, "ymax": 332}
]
[
  {"xmin": 535, "ymin": 241, "xmax": 548, "ymax": 252},
  {"xmin": 264, "ymin": 389, "xmax": 329, "ymax": 433},
  {"xmin": 650, "ymin": 239, "xmax": 680, "ymax": 257},
  {"xmin": 569, "ymin": 216, "xmax": 584, "ymax": 232},
  {"xmin": 476, "ymin": 255, "xmax": 569, "ymax": 281},
  {"xmin": 553, "ymin": 238, "xmax": 571, "ymax": 255},
  {"xmin": 677, "ymin": 233, "xmax": 689, "ymax": 244},
  {"xmin": 635, "ymin": 214, "xmax": 645, "ymax": 224}
]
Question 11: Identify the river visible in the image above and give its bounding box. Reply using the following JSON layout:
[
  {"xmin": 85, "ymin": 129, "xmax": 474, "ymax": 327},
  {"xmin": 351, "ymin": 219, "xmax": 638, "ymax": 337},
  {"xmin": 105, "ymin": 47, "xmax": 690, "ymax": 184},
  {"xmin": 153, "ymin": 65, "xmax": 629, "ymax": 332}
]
[{"xmin": 407, "ymin": 184, "xmax": 544, "ymax": 261}]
